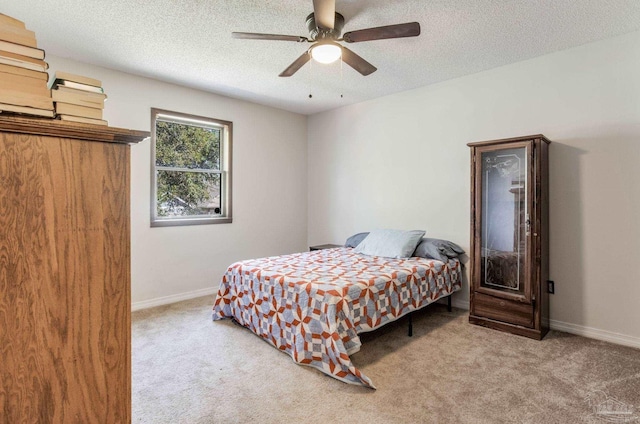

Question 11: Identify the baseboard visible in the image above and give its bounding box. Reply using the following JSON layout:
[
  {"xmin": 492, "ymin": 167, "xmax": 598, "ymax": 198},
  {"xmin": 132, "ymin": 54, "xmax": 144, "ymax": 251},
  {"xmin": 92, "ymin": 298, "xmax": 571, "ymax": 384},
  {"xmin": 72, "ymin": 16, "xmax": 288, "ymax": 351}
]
[
  {"xmin": 131, "ymin": 287, "xmax": 217, "ymax": 312},
  {"xmin": 448, "ymin": 298, "xmax": 640, "ymax": 349},
  {"xmin": 450, "ymin": 298, "xmax": 470, "ymax": 310},
  {"xmin": 548, "ymin": 319, "xmax": 640, "ymax": 349}
]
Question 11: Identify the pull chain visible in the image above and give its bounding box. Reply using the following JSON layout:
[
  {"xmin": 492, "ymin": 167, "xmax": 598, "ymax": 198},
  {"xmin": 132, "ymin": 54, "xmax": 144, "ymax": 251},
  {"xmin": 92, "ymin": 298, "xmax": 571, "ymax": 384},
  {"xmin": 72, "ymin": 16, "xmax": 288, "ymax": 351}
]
[
  {"xmin": 308, "ymin": 53, "xmax": 313, "ymax": 98},
  {"xmin": 340, "ymin": 55, "xmax": 344, "ymax": 98},
  {"xmin": 306, "ymin": 54, "xmax": 345, "ymax": 99}
]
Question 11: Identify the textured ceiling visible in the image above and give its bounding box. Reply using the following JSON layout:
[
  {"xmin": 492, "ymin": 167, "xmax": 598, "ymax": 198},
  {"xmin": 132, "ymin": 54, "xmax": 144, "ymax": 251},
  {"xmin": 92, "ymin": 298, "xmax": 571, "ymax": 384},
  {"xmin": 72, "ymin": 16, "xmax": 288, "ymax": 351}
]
[{"xmin": 4, "ymin": 0, "xmax": 640, "ymax": 115}]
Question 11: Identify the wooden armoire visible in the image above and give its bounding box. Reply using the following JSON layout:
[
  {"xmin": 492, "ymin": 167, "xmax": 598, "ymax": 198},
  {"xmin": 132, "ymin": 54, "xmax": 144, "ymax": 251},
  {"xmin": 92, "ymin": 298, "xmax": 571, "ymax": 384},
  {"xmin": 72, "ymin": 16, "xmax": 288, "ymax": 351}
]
[
  {"xmin": 0, "ymin": 115, "xmax": 149, "ymax": 422},
  {"xmin": 468, "ymin": 134, "xmax": 550, "ymax": 340}
]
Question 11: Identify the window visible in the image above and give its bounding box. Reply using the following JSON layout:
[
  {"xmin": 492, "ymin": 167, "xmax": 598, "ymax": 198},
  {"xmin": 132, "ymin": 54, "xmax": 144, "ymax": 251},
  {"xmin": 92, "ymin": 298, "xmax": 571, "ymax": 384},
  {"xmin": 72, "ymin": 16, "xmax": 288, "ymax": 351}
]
[{"xmin": 150, "ymin": 108, "xmax": 232, "ymax": 226}]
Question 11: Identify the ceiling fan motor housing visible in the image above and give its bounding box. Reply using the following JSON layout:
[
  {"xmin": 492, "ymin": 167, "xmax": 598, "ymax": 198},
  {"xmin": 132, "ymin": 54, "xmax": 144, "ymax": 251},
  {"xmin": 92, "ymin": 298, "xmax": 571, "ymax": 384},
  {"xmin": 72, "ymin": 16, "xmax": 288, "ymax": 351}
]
[{"xmin": 306, "ymin": 12, "xmax": 345, "ymax": 40}]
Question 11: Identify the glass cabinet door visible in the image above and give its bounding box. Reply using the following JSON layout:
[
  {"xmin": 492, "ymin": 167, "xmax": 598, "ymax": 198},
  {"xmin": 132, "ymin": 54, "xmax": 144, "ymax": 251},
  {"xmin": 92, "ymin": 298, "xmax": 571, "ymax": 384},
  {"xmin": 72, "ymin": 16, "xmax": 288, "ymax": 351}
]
[{"xmin": 476, "ymin": 143, "xmax": 532, "ymax": 302}]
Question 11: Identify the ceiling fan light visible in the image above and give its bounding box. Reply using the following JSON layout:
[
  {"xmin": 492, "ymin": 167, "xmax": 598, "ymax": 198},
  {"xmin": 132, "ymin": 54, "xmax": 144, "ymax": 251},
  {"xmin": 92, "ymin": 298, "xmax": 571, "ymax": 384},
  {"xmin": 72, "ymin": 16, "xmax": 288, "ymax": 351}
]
[{"xmin": 311, "ymin": 43, "xmax": 342, "ymax": 64}]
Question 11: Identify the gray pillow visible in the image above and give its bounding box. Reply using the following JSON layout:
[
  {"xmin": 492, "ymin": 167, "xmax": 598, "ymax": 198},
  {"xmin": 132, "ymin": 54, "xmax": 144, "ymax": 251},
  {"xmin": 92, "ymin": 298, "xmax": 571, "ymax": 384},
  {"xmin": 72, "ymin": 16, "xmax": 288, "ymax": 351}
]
[
  {"xmin": 345, "ymin": 232, "xmax": 369, "ymax": 248},
  {"xmin": 413, "ymin": 238, "xmax": 465, "ymax": 262},
  {"xmin": 354, "ymin": 229, "xmax": 425, "ymax": 259}
]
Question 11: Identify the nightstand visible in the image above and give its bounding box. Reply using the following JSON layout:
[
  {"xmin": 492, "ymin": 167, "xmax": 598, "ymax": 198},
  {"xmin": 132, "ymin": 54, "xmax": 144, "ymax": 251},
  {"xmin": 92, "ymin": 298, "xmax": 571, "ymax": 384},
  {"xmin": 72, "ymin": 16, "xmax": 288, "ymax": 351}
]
[{"xmin": 309, "ymin": 244, "xmax": 342, "ymax": 251}]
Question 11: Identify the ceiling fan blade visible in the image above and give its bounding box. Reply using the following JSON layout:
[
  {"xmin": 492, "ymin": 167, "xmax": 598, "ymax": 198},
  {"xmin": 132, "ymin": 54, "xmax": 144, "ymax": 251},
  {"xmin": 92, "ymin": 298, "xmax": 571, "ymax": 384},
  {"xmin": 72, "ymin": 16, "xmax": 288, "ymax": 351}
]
[
  {"xmin": 279, "ymin": 52, "xmax": 311, "ymax": 77},
  {"xmin": 313, "ymin": 0, "xmax": 335, "ymax": 30},
  {"xmin": 233, "ymin": 32, "xmax": 308, "ymax": 42},
  {"xmin": 340, "ymin": 46, "xmax": 377, "ymax": 76},
  {"xmin": 343, "ymin": 22, "xmax": 421, "ymax": 43}
]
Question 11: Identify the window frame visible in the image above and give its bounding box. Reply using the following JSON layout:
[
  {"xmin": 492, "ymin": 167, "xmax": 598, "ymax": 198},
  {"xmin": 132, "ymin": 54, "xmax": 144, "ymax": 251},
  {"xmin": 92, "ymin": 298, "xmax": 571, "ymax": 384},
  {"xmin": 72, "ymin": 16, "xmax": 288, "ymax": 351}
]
[{"xmin": 150, "ymin": 108, "xmax": 232, "ymax": 227}]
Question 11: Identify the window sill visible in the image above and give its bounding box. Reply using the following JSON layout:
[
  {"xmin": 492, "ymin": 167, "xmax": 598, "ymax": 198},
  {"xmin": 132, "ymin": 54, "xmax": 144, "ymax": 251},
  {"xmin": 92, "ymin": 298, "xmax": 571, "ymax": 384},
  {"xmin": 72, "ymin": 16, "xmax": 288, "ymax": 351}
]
[{"xmin": 151, "ymin": 217, "xmax": 232, "ymax": 227}]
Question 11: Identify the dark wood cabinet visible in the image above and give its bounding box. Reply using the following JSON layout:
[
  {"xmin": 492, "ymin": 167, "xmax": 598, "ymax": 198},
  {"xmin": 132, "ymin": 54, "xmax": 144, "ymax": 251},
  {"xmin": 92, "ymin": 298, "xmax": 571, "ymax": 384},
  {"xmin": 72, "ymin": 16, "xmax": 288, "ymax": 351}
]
[
  {"xmin": 0, "ymin": 116, "xmax": 148, "ymax": 422},
  {"xmin": 468, "ymin": 135, "xmax": 550, "ymax": 340}
]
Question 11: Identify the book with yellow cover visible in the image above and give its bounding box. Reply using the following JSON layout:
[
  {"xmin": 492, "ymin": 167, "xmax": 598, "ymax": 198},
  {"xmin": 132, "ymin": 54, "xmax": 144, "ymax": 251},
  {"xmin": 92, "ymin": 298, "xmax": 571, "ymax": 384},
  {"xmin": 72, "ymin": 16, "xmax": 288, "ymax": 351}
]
[
  {"xmin": 52, "ymin": 71, "xmax": 101, "ymax": 88},
  {"xmin": 0, "ymin": 71, "xmax": 50, "ymax": 97},
  {"xmin": 55, "ymin": 102, "xmax": 102, "ymax": 120},
  {"xmin": 0, "ymin": 14, "xmax": 26, "ymax": 29},
  {"xmin": 52, "ymin": 86, "xmax": 106, "ymax": 108},
  {"xmin": 0, "ymin": 25, "xmax": 37, "ymax": 48},
  {"xmin": 49, "ymin": 79, "xmax": 104, "ymax": 93},
  {"xmin": 0, "ymin": 88, "xmax": 53, "ymax": 110},
  {"xmin": 0, "ymin": 62, "xmax": 48, "ymax": 80},
  {"xmin": 0, "ymin": 39, "xmax": 44, "ymax": 59},
  {"xmin": 0, "ymin": 101, "xmax": 54, "ymax": 118},
  {"xmin": 0, "ymin": 50, "xmax": 48, "ymax": 72},
  {"xmin": 57, "ymin": 114, "xmax": 107, "ymax": 126}
]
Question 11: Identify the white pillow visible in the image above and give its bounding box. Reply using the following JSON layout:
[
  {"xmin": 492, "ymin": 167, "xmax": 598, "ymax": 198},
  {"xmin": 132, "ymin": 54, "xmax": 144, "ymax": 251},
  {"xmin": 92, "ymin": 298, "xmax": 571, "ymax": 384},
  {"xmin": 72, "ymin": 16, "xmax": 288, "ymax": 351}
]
[{"xmin": 354, "ymin": 229, "xmax": 426, "ymax": 259}]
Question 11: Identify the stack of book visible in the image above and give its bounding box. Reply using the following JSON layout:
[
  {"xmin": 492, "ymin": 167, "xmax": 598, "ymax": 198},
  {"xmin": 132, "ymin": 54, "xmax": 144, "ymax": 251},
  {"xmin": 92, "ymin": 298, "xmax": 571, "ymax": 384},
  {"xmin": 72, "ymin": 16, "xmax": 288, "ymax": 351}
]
[
  {"xmin": 49, "ymin": 71, "xmax": 107, "ymax": 125},
  {"xmin": 0, "ymin": 13, "xmax": 53, "ymax": 117}
]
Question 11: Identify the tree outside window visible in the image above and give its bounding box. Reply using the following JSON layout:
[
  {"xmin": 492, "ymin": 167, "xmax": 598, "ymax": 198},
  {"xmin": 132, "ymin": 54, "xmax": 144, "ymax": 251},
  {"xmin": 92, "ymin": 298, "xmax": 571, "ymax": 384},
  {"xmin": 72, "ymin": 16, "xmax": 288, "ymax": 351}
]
[{"xmin": 151, "ymin": 109, "xmax": 232, "ymax": 226}]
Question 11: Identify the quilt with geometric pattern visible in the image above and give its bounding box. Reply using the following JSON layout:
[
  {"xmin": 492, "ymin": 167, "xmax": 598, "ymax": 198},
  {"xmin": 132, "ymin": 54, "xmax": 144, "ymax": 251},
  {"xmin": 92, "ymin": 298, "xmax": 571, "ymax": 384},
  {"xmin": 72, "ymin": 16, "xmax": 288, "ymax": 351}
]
[{"xmin": 212, "ymin": 247, "xmax": 462, "ymax": 388}]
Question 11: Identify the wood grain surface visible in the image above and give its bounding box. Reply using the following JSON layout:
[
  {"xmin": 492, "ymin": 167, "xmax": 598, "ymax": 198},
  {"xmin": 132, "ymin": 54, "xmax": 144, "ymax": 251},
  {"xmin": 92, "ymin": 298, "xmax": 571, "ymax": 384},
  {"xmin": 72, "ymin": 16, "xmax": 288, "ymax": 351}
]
[
  {"xmin": 0, "ymin": 114, "xmax": 148, "ymax": 145},
  {"xmin": 0, "ymin": 125, "xmax": 138, "ymax": 422},
  {"xmin": 467, "ymin": 135, "xmax": 550, "ymax": 340}
]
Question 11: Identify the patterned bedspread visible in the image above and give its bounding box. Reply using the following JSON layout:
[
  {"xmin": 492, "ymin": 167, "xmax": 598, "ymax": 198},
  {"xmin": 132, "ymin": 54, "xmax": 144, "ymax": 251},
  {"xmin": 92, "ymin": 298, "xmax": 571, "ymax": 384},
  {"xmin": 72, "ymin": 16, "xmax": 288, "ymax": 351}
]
[{"xmin": 212, "ymin": 247, "xmax": 462, "ymax": 388}]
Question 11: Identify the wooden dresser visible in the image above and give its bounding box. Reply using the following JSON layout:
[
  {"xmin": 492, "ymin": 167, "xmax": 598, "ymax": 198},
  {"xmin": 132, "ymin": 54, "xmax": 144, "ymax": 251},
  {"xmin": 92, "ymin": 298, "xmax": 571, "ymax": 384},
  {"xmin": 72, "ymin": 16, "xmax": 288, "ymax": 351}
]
[{"xmin": 0, "ymin": 116, "xmax": 148, "ymax": 422}]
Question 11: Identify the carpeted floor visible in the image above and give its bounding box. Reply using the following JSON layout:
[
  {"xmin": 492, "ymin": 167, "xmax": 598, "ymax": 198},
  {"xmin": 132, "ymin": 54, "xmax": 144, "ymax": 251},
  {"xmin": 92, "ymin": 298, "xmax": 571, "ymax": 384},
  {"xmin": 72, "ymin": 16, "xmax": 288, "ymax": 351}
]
[{"xmin": 132, "ymin": 296, "xmax": 640, "ymax": 423}]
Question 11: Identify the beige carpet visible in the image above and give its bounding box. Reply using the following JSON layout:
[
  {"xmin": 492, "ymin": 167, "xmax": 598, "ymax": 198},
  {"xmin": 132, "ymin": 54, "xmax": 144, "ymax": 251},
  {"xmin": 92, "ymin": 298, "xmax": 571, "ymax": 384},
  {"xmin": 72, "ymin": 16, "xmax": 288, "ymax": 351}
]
[{"xmin": 132, "ymin": 296, "xmax": 640, "ymax": 423}]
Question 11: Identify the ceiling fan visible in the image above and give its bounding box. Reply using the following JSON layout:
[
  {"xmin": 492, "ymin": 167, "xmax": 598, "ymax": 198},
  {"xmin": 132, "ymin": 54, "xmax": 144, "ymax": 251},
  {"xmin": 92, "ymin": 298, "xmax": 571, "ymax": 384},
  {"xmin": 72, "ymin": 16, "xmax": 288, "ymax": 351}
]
[{"xmin": 232, "ymin": 0, "xmax": 421, "ymax": 77}]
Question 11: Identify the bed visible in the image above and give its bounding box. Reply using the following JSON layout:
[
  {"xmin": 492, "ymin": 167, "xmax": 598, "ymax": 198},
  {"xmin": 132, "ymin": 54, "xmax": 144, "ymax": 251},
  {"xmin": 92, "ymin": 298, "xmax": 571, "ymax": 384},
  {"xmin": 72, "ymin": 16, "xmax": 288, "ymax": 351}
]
[{"xmin": 212, "ymin": 247, "xmax": 462, "ymax": 388}]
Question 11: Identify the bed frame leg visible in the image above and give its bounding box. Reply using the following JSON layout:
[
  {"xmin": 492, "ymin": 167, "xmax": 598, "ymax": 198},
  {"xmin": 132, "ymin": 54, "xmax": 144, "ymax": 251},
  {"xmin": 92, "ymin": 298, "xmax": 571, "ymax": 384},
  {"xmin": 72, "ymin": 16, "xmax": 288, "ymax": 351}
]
[{"xmin": 447, "ymin": 295, "xmax": 452, "ymax": 312}]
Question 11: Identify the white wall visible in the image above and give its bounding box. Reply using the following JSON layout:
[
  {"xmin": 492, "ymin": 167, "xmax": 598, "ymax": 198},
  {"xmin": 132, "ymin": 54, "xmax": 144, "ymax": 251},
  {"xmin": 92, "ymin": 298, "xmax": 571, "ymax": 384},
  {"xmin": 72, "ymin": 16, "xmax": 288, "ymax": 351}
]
[
  {"xmin": 47, "ymin": 56, "xmax": 308, "ymax": 306},
  {"xmin": 307, "ymin": 31, "xmax": 640, "ymax": 343},
  {"xmin": 46, "ymin": 29, "xmax": 640, "ymax": 344}
]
